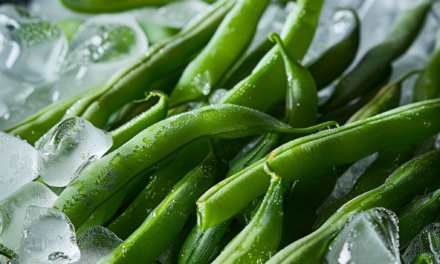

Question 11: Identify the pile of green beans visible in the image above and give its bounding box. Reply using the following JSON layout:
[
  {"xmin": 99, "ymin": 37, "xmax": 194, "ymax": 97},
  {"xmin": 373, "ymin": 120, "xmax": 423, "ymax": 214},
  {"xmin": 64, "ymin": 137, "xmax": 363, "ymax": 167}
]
[{"xmin": 2, "ymin": 0, "xmax": 440, "ymax": 263}]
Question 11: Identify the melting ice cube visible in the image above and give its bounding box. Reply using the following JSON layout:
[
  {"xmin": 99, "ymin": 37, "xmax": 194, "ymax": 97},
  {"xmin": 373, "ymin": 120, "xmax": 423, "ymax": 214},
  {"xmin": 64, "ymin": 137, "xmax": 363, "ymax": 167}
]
[
  {"xmin": 0, "ymin": 4, "xmax": 67, "ymax": 84},
  {"xmin": 0, "ymin": 131, "xmax": 40, "ymax": 201},
  {"xmin": 402, "ymin": 223, "xmax": 440, "ymax": 264},
  {"xmin": 52, "ymin": 13, "xmax": 148, "ymax": 100},
  {"xmin": 37, "ymin": 117, "xmax": 112, "ymax": 187},
  {"xmin": 325, "ymin": 207, "xmax": 401, "ymax": 264},
  {"xmin": 76, "ymin": 226, "xmax": 122, "ymax": 264},
  {"xmin": 0, "ymin": 182, "xmax": 57, "ymax": 251},
  {"xmin": 17, "ymin": 205, "xmax": 80, "ymax": 264}
]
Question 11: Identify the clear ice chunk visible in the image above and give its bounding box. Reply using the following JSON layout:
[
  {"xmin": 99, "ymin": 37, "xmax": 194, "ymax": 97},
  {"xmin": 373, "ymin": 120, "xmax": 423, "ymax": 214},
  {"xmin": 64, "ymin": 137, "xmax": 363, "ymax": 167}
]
[
  {"xmin": 317, "ymin": 153, "xmax": 378, "ymax": 212},
  {"xmin": 52, "ymin": 13, "xmax": 148, "ymax": 100},
  {"xmin": 402, "ymin": 223, "xmax": 440, "ymax": 264},
  {"xmin": 0, "ymin": 4, "xmax": 67, "ymax": 84},
  {"xmin": 18, "ymin": 205, "xmax": 80, "ymax": 264},
  {"xmin": 76, "ymin": 226, "xmax": 122, "ymax": 264},
  {"xmin": 0, "ymin": 131, "xmax": 40, "ymax": 201},
  {"xmin": 0, "ymin": 182, "xmax": 57, "ymax": 251},
  {"xmin": 37, "ymin": 117, "xmax": 112, "ymax": 187},
  {"xmin": 325, "ymin": 207, "xmax": 401, "ymax": 264}
]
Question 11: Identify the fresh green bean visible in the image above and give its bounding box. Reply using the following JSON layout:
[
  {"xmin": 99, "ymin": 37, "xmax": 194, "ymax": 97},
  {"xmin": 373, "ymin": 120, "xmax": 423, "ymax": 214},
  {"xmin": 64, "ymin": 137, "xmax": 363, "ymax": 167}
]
[
  {"xmin": 205, "ymin": 222, "xmax": 243, "ymax": 263},
  {"xmin": 169, "ymin": 0, "xmax": 271, "ymax": 107},
  {"xmin": 219, "ymin": 0, "xmax": 324, "ymax": 113},
  {"xmin": 107, "ymin": 140, "xmax": 209, "ymax": 239},
  {"xmin": 197, "ymin": 98, "xmax": 440, "ymax": 230},
  {"xmin": 97, "ymin": 144, "xmax": 217, "ymax": 263},
  {"xmin": 268, "ymin": 150, "xmax": 440, "ymax": 264},
  {"xmin": 109, "ymin": 91, "xmax": 168, "ymax": 152},
  {"xmin": 211, "ymin": 162, "xmax": 283, "ymax": 264},
  {"xmin": 321, "ymin": 0, "xmax": 434, "ymax": 112},
  {"xmin": 412, "ymin": 253, "xmax": 434, "ymax": 264}
]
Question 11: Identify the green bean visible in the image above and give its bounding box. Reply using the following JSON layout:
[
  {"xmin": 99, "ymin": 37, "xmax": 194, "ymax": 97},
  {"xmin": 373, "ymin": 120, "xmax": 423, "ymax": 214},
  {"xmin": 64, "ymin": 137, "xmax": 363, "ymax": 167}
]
[
  {"xmin": 268, "ymin": 150, "xmax": 440, "ymax": 264},
  {"xmin": 211, "ymin": 162, "xmax": 283, "ymax": 264},
  {"xmin": 107, "ymin": 140, "xmax": 209, "ymax": 239},
  {"xmin": 411, "ymin": 253, "xmax": 434, "ymax": 264},
  {"xmin": 313, "ymin": 145, "xmax": 415, "ymax": 230},
  {"xmin": 97, "ymin": 142, "xmax": 218, "ymax": 264},
  {"xmin": 399, "ymin": 189, "xmax": 440, "ymax": 249},
  {"xmin": 54, "ymin": 104, "xmax": 335, "ymax": 229},
  {"xmin": 219, "ymin": 0, "xmax": 324, "ymax": 113},
  {"xmin": 306, "ymin": 8, "xmax": 360, "ymax": 91},
  {"xmin": 321, "ymin": 0, "xmax": 434, "ymax": 112},
  {"xmin": 197, "ymin": 98, "xmax": 440, "ymax": 230},
  {"xmin": 109, "ymin": 91, "xmax": 168, "ymax": 152},
  {"xmin": 205, "ymin": 222, "xmax": 243, "ymax": 263},
  {"xmin": 60, "ymin": 0, "xmax": 217, "ymax": 13},
  {"xmin": 169, "ymin": 0, "xmax": 271, "ymax": 107},
  {"xmin": 414, "ymin": 29, "xmax": 440, "ymax": 102}
]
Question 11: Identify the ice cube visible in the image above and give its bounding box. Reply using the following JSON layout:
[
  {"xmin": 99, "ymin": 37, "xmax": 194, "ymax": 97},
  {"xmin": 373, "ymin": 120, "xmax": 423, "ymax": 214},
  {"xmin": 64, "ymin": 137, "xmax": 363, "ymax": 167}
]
[
  {"xmin": 76, "ymin": 226, "xmax": 122, "ymax": 264},
  {"xmin": 37, "ymin": 117, "xmax": 112, "ymax": 187},
  {"xmin": 0, "ymin": 182, "xmax": 57, "ymax": 251},
  {"xmin": 402, "ymin": 223, "xmax": 440, "ymax": 264},
  {"xmin": 326, "ymin": 207, "xmax": 401, "ymax": 264},
  {"xmin": 209, "ymin": 89, "xmax": 228, "ymax": 105},
  {"xmin": 0, "ymin": 4, "xmax": 67, "ymax": 84},
  {"xmin": 18, "ymin": 205, "xmax": 80, "ymax": 264},
  {"xmin": 318, "ymin": 153, "xmax": 378, "ymax": 212},
  {"xmin": 0, "ymin": 131, "xmax": 40, "ymax": 200},
  {"xmin": 130, "ymin": 0, "xmax": 209, "ymax": 29},
  {"xmin": 51, "ymin": 13, "xmax": 148, "ymax": 100}
]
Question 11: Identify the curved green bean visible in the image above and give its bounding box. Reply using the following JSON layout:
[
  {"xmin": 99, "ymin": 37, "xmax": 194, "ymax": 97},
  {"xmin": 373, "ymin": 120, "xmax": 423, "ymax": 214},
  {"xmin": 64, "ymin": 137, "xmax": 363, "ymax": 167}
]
[
  {"xmin": 197, "ymin": 98, "xmax": 440, "ymax": 230},
  {"xmin": 412, "ymin": 253, "xmax": 434, "ymax": 264}
]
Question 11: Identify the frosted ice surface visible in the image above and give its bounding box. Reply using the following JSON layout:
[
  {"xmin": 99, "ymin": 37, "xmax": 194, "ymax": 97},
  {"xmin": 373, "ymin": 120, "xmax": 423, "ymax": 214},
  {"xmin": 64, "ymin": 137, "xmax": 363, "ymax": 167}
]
[
  {"xmin": 18, "ymin": 205, "xmax": 80, "ymax": 264},
  {"xmin": 326, "ymin": 208, "xmax": 400, "ymax": 264},
  {"xmin": 402, "ymin": 223, "xmax": 440, "ymax": 264},
  {"xmin": 0, "ymin": 132, "xmax": 40, "ymax": 201},
  {"xmin": 318, "ymin": 153, "xmax": 378, "ymax": 212},
  {"xmin": 76, "ymin": 226, "xmax": 122, "ymax": 264},
  {"xmin": 0, "ymin": 4, "xmax": 67, "ymax": 84},
  {"xmin": 0, "ymin": 182, "xmax": 57, "ymax": 251},
  {"xmin": 37, "ymin": 117, "xmax": 112, "ymax": 187},
  {"xmin": 209, "ymin": 89, "xmax": 228, "ymax": 105},
  {"xmin": 52, "ymin": 14, "xmax": 148, "ymax": 100}
]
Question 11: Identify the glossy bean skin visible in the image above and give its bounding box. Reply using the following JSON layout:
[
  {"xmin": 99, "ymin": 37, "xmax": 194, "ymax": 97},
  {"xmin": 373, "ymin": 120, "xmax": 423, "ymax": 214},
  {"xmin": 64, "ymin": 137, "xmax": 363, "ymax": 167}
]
[
  {"xmin": 313, "ymin": 145, "xmax": 415, "ymax": 230},
  {"xmin": 219, "ymin": 0, "xmax": 324, "ymax": 113},
  {"xmin": 268, "ymin": 150, "xmax": 440, "ymax": 264},
  {"xmin": 109, "ymin": 91, "xmax": 168, "ymax": 152},
  {"xmin": 169, "ymin": 0, "xmax": 271, "ymax": 107},
  {"xmin": 60, "ymin": 0, "xmax": 216, "ymax": 13},
  {"xmin": 399, "ymin": 189, "xmax": 440, "ymax": 249},
  {"xmin": 107, "ymin": 140, "xmax": 209, "ymax": 239},
  {"xmin": 306, "ymin": 8, "xmax": 360, "ymax": 91},
  {"xmin": 54, "ymin": 104, "xmax": 334, "ymax": 229},
  {"xmin": 321, "ymin": 0, "xmax": 434, "ymax": 112},
  {"xmin": 412, "ymin": 253, "xmax": 434, "ymax": 264},
  {"xmin": 414, "ymin": 30, "xmax": 440, "ymax": 102},
  {"xmin": 97, "ymin": 145, "xmax": 217, "ymax": 264},
  {"xmin": 197, "ymin": 98, "xmax": 440, "ymax": 230},
  {"xmin": 211, "ymin": 165, "xmax": 283, "ymax": 264}
]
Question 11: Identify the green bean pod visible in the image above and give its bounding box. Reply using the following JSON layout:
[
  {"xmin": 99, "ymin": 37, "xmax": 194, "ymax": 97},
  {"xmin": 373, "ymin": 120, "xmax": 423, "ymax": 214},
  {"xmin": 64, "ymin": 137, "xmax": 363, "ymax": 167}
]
[
  {"xmin": 169, "ymin": 0, "xmax": 271, "ymax": 107},
  {"xmin": 205, "ymin": 222, "xmax": 243, "ymax": 263},
  {"xmin": 411, "ymin": 253, "xmax": 434, "ymax": 264},
  {"xmin": 54, "ymin": 104, "xmax": 336, "ymax": 229},
  {"xmin": 347, "ymin": 69, "xmax": 420, "ymax": 123},
  {"xmin": 314, "ymin": 145, "xmax": 415, "ymax": 230},
  {"xmin": 321, "ymin": 0, "xmax": 434, "ymax": 112},
  {"xmin": 60, "ymin": 0, "xmax": 216, "ymax": 13},
  {"xmin": 211, "ymin": 163, "xmax": 283, "ymax": 264},
  {"xmin": 306, "ymin": 8, "xmax": 360, "ymax": 91},
  {"xmin": 97, "ymin": 144, "xmax": 218, "ymax": 264},
  {"xmin": 219, "ymin": 0, "xmax": 324, "ymax": 113},
  {"xmin": 268, "ymin": 150, "xmax": 440, "ymax": 264},
  {"xmin": 399, "ymin": 189, "xmax": 440, "ymax": 249},
  {"xmin": 62, "ymin": 0, "xmax": 236, "ymax": 129},
  {"xmin": 107, "ymin": 140, "xmax": 209, "ymax": 239},
  {"xmin": 414, "ymin": 29, "xmax": 440, "ymax": 102},
  {"xmin": 197, "ymin": 98, "xmax": 440, "ymax": 230}
]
